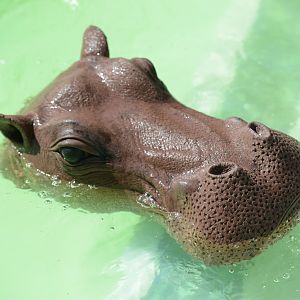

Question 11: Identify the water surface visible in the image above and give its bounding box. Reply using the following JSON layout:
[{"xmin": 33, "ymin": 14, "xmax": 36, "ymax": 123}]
[{"xmin": 0, "ymin": 1, "xmax": 300, "ymax": 299}]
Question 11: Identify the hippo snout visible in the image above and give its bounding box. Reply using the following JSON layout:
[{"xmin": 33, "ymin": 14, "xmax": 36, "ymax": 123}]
[{"xmin": 167, "ymin": 127, "xmax": 300, "ymax": 264}]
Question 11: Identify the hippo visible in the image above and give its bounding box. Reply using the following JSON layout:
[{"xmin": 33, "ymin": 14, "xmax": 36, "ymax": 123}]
[{"xmin": 0, "ymin": 26, "xmax": 299, "ymax": 264}]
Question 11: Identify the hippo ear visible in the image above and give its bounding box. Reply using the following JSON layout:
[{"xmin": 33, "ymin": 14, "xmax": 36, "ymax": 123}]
[
  {"xmin": 81, "ymin": 25, "xmax": 109, "ymax": 58},
  {"xmin": 0, "ymin": 114, "xmax": 37, "ymax": 154}
]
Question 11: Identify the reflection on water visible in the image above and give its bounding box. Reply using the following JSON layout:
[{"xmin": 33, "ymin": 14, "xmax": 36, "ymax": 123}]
[
  {"xmin": 221, "ymin": 0, "xmax": 300, "ymax": 135},
  {"xmin": 192, "ymin": 0, "xmax": 261, "ymax": 116},
  {"xmin": 0, "ymin": 0, "xmax": 300, "ymax": 300}
]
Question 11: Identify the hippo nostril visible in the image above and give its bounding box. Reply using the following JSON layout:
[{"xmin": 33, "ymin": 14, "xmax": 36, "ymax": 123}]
[
  {"xmin": 248, "ymin": 122, "xmax": 271, "ymax": 139},
  {"xmin": 208, "ymin": 162, "xmax": 238, "ymax": 177}
]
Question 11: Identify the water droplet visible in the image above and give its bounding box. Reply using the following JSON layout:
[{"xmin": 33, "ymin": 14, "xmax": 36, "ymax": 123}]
[
  {"xmin": 70, "ymin": 180, "xmax": 81, "ymax": 188},
  {"xmin": 229, "ymin": 269, "xmax": 234, "ymax": 274},
  {"xmin": 273, "ymin": 278, "xmax": 279, "ymax": 283},
  {"xmin": 88, "ymin": 184, "xmax": 98, "ymax": 190},
  {"xmin": 167, "ymin": 211, "xmax": 181, "ymax": 221},
  {"xmin": 282, "ymin": 273, "xmax": 290, "ymax": 280},
  {"xmin": 38, "ymin": 191, "xmax": 49, "ymax": 199},
  {"xmin": 51, "ymin": 175, "xmax": 61, "ymax": 186},
  {"xmin": 137, "ymin": 192, "xmax": 159, "ymax": 209},
  {"xmin": 63, "ymin": 192, "xmax": 72, "ymax": 198}
]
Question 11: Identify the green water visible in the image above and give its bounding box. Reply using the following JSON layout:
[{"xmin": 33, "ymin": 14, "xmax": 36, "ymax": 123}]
[{"xmin": 0, "ymin": 0, "xmax": 300, "ymax": 299}]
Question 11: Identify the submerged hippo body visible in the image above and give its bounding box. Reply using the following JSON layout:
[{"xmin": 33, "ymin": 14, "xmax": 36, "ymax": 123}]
[{"xmin": 1, "ymin": 26, "xmax": 300, "ymax": 264}]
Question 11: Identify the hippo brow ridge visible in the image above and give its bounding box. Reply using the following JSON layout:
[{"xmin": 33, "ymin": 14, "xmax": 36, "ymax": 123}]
[{"xmin": 0, "ymin": 25, "xmax": 299, "ymax": 264}]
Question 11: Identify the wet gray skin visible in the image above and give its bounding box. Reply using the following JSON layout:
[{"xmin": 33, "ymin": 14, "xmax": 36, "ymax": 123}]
[{"xmin": 0, "ymin": 26, "xmax": 299, "ymax": 264}]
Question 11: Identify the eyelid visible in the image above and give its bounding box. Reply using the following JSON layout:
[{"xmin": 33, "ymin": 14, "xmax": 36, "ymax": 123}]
[{"xmin": 49, "ymin": 138, "xmax": 100, "ymax": 156}]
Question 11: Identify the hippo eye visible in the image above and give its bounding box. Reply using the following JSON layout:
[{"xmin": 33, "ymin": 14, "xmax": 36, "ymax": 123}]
[{"xmin": 59, "ymin": 147, "xmax": 87, "ymax": 164}]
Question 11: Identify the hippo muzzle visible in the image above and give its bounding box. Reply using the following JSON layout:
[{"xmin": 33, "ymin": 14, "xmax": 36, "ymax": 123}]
[
  {"xmin": 167, "ymin": 123, "xmax": 300, "ymax": 263},
  {"xmin": 0, "ymin": 26, "xmax": 299, "ymax": 264}
]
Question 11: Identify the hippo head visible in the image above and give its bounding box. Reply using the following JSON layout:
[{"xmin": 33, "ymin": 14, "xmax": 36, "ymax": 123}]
[{"xmin": 0, "ymin": 26, "xmax": 299, "ymax": 264}]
